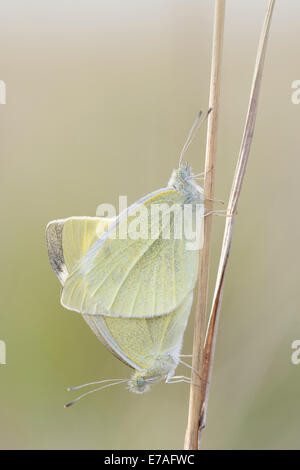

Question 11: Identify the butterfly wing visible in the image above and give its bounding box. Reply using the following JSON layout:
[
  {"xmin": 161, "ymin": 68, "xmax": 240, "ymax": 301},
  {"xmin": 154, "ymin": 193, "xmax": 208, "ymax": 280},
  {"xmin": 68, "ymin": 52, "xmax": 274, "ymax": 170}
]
[
  {"xmin": 46, "ymin": 217, "xmax": 139, "ymax": 369},
  {"xmin": 46, "ymin": 217, "xmax": 114, "ymax": 286},
  {"xmin": 88, "ymin": 290, "xmax": 194, "ymax": 370},
  {"xmin": 46, "ymin": 214, "xmax": 195, "ymax": 372},
  {"xmin": 46, "ymin": 219, "xmax": 68, "ymax": 284},
  {"xmin": 61, "ymin": 189, "xmax": 203, "ymax": 318}
]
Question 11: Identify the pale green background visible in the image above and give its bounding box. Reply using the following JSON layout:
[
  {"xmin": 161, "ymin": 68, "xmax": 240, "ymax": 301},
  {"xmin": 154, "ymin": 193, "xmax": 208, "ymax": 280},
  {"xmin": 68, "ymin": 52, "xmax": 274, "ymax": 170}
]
[{"xmin": 0, "ymin": 0, "xmax": 299, "ymax": 449}]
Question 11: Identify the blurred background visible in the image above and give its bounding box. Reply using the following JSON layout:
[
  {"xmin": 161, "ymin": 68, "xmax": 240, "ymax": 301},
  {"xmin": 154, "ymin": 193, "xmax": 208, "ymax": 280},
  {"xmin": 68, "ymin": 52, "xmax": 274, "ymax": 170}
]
[{"xmin": 0, "ymin": 0, "xmax": 299, "ymax": 450}]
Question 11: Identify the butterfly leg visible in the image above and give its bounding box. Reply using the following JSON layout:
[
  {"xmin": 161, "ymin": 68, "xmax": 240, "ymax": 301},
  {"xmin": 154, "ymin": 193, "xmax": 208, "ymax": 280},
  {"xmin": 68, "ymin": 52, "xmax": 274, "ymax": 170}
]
[
  {"xmin": 166, "ymin": 375, "xmax": 191, "ymax": 384},
  {"xmin": 204, "ymin": 209, "xmax": 238, "ymax": 217},
  {"xmin": 178, "ymin": 359, "xmax": 202, "ymax": 379},
  {"xmin": 166, "ymin": 376, "xmax": 201, "ymax": 387}
]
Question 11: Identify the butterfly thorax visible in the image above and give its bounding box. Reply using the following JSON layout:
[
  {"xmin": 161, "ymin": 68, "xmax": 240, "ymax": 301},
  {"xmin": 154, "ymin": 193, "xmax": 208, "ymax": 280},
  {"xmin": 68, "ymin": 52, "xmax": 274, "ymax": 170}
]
[
  {"xmin": 127, "ymin": 355, "xmax": 177, "ymax": 394},
  {"xmin": 168, "ymin": 163, "xmax": 204, "ymax": 204}
]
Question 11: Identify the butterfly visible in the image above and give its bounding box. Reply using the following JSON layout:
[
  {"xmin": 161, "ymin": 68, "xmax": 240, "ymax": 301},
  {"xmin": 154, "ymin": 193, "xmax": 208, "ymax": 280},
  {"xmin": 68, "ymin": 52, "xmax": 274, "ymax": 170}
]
[{"xmin": 46, "ymin": 111, "xmax": 209, "ymax": 405}]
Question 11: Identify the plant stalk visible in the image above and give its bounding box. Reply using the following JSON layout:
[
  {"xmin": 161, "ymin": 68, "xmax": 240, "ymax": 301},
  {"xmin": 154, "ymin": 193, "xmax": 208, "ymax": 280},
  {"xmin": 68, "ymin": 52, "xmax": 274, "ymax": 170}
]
[
  {"xmin": 198, "ymin": 0, "xmax": 275, "ymax": 448},
  {"xmin": 184, "ymin": 0, "xmax": 226, "ymax": 450}
]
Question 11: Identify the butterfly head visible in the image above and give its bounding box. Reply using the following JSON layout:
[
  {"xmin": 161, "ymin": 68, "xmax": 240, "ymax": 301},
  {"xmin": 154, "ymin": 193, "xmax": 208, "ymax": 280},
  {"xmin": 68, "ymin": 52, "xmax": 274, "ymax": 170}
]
[
  {"xmin": 127, "ymin": 372, "xmax": 152, "ymax": 394},
  {"xmin": 127, "ymin": 355, "xmax": 177, "ymax": 393},
  {"xmin": 168, "ymin": 163, "xmax": 204, "ymax": 204}
]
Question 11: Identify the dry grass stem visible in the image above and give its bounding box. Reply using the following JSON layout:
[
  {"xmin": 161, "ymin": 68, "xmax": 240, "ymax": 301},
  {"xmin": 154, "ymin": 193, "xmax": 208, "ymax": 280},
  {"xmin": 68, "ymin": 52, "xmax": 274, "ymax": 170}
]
[
  {"xmin": 184, "ymin": 0, "xmax": 226, "ymax": 450},
  {"xmin": 185, "ymin": 0, "xmax": 276, "ymax": 450}
]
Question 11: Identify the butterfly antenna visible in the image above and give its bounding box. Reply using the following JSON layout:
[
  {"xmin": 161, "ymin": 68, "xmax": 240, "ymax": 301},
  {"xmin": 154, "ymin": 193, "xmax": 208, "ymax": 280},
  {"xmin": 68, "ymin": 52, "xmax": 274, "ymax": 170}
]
[
  {"xmin": 67, "ymin": 378, "xmax": 127, "ymax": 392},
  {"xmin": 179, "ymin": 108, "xmax": 212, "ymax": 166},
  {"xmin": 64, "ymin": 379, "xmax": 128, "ymax": 408}
]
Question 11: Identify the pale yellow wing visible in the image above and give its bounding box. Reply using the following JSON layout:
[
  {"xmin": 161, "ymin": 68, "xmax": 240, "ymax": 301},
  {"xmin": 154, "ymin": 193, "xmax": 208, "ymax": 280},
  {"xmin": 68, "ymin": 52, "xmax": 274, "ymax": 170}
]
[
  {"xmin": 87, "ymin": 290, "xmax": 194, "ymax": 370},
  {"xmin": 46, "ymin": 216, "xmax": 138, "ymax": 368},
  {"xmin": 61, "ymin": 189, "xmax": 203, "ymax": 318},
  {"xmin": 46, "ymin": 217, "xmax": 114, "ymax": 285},
  {"xmin": 62, "ymin": 217, "xmax": 114, "ymax": 273},
  {"xmin": 46, "ymin": 215, "xmax": 195, "ymax": 371},
  {"xmin": 46, "ymin": 219, "xmax": 68, "ymax": 284}
]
